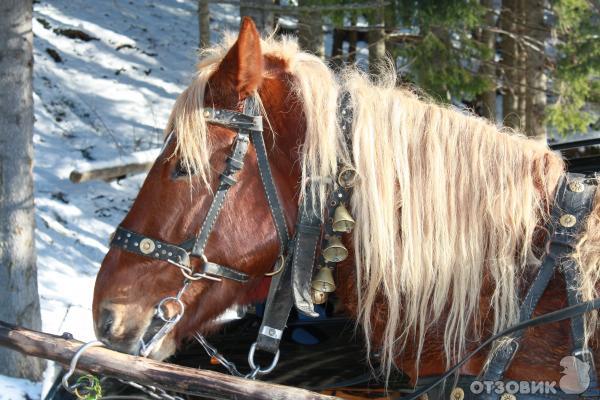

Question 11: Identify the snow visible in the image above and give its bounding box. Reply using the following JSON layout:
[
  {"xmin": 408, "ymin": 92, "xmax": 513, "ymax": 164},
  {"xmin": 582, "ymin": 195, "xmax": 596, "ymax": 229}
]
[
  {"xmin": 2, "ymin": 0, "xmax": 240, "ymax": 398},
  {"xmin": 0, "ymin": 376, "xmax": 40, "ymax": 400}
]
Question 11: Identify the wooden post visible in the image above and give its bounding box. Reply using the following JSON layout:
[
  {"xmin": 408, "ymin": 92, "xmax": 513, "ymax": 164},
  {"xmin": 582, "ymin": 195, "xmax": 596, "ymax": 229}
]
[
  {"xmin": 0, "ymin": 321, "xmax": 339, "ymax": 400},
  {"xmin": 348, "ymin": 15, "xmax": 358, "ymax": 64}
]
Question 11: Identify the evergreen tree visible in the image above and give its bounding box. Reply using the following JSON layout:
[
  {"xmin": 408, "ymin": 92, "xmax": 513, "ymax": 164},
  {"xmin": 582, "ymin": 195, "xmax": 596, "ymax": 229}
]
[
  {"xmin": 391, "ymin": 0, "xmax": 491, "ymax": 102},
  {"xmin": 547, "ymin": 0, "xmax": 599, "ymax": 136}
]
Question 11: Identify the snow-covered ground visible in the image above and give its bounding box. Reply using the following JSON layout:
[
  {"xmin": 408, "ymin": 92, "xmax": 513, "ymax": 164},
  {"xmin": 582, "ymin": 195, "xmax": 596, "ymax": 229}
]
[{"xmin": 2, "ymin": 0, "xmax": 240, "ymax": 398}]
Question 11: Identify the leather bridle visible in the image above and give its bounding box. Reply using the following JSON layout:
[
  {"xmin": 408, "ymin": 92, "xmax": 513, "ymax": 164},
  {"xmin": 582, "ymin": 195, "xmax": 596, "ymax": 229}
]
[
  {"xmin": 109, "ymin": 95, "xmax": 354, "ymax": 376},
  {"xmin": 111, "ymin": 97, "xmax": 276, "ymax": 285}
]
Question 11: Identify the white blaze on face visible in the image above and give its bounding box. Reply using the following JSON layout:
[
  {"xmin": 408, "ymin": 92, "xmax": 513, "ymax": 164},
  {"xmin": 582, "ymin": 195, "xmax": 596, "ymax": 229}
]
[{"xmin": 559, "ymin": 355, "xmax": 591, "ymax": 394}]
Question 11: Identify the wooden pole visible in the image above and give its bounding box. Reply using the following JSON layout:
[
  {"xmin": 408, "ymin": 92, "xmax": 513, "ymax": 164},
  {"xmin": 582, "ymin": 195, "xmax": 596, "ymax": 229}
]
[{"xmin": 0, "ymin": 321, "xmax": 339, "ymax": 400}]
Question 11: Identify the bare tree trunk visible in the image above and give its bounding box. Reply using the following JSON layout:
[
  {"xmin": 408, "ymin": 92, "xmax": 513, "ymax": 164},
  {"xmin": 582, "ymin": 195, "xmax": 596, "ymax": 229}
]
[
  {"xmin": 525, "ymin": 0, "xmax": 548, "ymax": 138},
  {"xmin": 331, "ymin": 28, "xmax": 344, "ymax": 70},
  {"xmin": 0, "ymin": 0, "xmax": 44, "ymax": 380},
  {"xmin": 500, "ymin": 0, "xmax": 521, "ymax": 129},
  {"xmin": 478, "ymin": 0, "xmax": 497, "ymax": 121},
  {"xmin": 368, "ymin": 0, "xmax": 386, "ymax": 74},
  {"xmin": 240, "ymin": 0, "xmax": 275, "ymax": 34},
  {"xmin": 198, "ymin": 0, "xmax": 210, "ymax": 48},
  {"xmin": 297, "ymin": 0, "xmax": 324, "ymax": 57},
  {"xmin": 348, "ymin": 15, "xmax": 358, "ymax": 64},
  {"xmin": 516, "ymin": 0, "xmax": 528, "ymax": 131}
]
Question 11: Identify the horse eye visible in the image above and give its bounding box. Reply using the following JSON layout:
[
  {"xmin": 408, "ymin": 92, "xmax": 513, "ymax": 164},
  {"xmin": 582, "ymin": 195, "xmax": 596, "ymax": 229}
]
[{"xmin": 173, "ymin": 160, "xmax": 195, "ymax": 178}]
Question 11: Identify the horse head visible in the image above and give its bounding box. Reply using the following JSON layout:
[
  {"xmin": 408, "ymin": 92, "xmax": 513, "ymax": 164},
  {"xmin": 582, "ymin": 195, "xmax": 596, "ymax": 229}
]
[{"xmin": 92, "ymin": 18, "xmax": 306, "ymax": 360}]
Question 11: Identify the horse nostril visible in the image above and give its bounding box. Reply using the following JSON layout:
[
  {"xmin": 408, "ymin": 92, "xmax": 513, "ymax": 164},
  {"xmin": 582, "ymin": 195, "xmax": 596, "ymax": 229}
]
[
  {"xmin": 102, "ymin": 317, "xmax": 113, "ymax": 337},
  {"xmin": 98, "ymin": 308, "xmax": 114, "ymax": 340}
]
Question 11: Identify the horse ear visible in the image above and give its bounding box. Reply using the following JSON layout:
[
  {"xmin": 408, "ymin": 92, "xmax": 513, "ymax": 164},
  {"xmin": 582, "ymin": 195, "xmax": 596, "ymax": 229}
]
[{"xmin": 214, "ymin": 17, "xmax": 263, "ymax": 99}]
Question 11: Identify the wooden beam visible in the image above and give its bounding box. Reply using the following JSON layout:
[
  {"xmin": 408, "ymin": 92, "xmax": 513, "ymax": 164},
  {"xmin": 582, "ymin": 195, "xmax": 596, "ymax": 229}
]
[
  {"xmin": 0, "ymin": 321, "xmax": 338, "ymax": 400},
  {"xmin": 69, "ymin": 148, "xmax": 160, "ymax": 183}
]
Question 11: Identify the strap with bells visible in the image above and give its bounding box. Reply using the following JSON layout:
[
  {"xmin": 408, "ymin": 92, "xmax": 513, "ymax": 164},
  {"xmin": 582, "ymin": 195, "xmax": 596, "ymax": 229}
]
[
  {"xmin": 255, "ymin": 92, "xmax": 357, "ymax": 355},
  {"xmin": 310, "ymin": 92, "xmax": 356, "ymax": 306}
]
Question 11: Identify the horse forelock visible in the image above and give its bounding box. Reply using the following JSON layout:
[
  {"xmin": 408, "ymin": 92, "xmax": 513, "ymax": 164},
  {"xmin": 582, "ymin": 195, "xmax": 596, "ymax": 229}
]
[{"xmin": 165, "ymin": 33, "xmax": 599, "ymax": 382}]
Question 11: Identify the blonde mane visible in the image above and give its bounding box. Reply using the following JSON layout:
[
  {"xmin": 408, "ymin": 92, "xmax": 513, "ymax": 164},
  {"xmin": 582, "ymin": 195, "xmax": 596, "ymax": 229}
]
[{"xmin": 165, "ymin": 35, "xmax": 600, "ymax": 381}]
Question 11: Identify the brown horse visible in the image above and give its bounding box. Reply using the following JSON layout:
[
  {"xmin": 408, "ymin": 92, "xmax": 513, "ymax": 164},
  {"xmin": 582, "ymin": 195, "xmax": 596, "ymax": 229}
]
[{"xmin": 93, "ymin": 18, "xmax": 600, "ymax": 396}]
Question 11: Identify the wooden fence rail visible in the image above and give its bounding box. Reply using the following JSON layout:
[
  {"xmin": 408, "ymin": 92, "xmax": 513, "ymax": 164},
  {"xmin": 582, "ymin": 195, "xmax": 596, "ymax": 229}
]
[{"xmin": 0, "ymin": 320, "xmax": 338, "ymax": 400}]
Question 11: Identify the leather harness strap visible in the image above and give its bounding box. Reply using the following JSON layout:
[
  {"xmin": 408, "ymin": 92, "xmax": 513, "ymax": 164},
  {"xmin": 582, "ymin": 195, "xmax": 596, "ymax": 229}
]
[
  {"xmin": 482, "ymin": 174, "xmax": 599, "ymax": 399},
  {"xmin": 256, "ymin": 92, "xmax": 355, "ymax": 353},
  {"xmin": 191, "ymin": 102, "xmax": 257, "ymax": 257},
  {"xmin": 254, "ymin": 188, "xmax": 323, "ymax": 354},
  {"xmin": 404, "ymin": 298, "xmax": 600, "ymax": 399},
  {"xmin": 249, "ymin": 127, "xmax": 290, "ymax": 255},
  {"xmin": 407, "ymin": 173, "xmax": 600, "ymax": 400}
]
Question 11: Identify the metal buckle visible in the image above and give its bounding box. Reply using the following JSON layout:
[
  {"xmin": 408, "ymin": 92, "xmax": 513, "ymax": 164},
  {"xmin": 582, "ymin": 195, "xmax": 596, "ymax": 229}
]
[{"xmin": 168, "ymin": 255, "xmax": 222, "ymax": 282}]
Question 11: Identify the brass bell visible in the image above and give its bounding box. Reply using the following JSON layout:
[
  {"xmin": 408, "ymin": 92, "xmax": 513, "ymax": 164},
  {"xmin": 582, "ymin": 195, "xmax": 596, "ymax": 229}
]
[
  {"xmin": 332, "ymin": 203, "xmax": 355, "ymax": 233},
  {"xmin": 311, "ymin": 288, "xmax": 328, "ymax": 304},
  {"xmin": 311, "ymin": 267, "xmax": 336, "ymax": 293},
  {"xmin": 322, "ymin": 235, "xmax": 348, "ymax": 263}
]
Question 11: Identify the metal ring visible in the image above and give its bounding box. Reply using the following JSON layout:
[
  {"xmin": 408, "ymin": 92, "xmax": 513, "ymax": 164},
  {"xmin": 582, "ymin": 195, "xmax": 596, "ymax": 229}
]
[
  {"xmin": 337, "ymin": 165, "xmax": 357, "ymax": 188},
  {"xmin": 264, "ymin": 255, "xmax": 285, "ymax": 277},
  {"xmin": 181, "ymin": 270, "xmax": 207, "ymax": 281},
  {"xmin": 156, "ymin": 296, "xmax": 185, "ymax": 323},
  {"xmin": 247, "ymin": 342, "xmax": 280, "ymax": 376},
  {"xmin": 61, "ymin": 341, "xmax": 104, "ymax": 394},
  {"xmin": 177, "ymin": 254, "xmax": 222, "ymax": 281}
]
